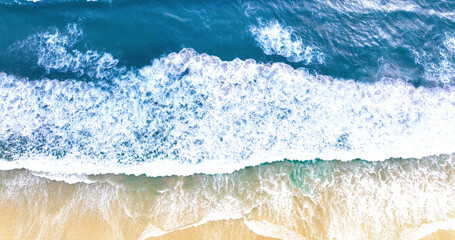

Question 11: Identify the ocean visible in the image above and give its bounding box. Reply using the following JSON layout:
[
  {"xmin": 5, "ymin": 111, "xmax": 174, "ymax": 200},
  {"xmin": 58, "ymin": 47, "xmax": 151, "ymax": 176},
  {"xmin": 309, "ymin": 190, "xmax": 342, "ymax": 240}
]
[{"xmin": 1, "ymin": 0, "xmax": 455, "ymax": 239}]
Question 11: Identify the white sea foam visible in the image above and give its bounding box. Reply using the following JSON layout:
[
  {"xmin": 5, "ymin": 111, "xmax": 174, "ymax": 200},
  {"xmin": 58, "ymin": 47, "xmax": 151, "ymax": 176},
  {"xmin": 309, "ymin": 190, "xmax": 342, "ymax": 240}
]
[
  {"xmin": 16, "ymin": 23, "xmax": 120, "ymax": 79},
  {"xmin": 250, "ymin": 19, "xmax": 325, "ymax": 64},
  {"xmin": 413, "ymin": 33, "xmax": 455, "ymax": 85},
  {"xmin": 2, "ymin": 154, "xmax": 455, "ymax": 239},
  {"xmin": 244, "ymin": 220, "xmax": 303, "ymax": 240},
  {"xmin": 444, "ymin": 33, "xmax": 455, "ymax": 53},
  {"xmin": 2, "ymin": 26, "xmax": 455, "ymax": 177},
  {"xmin": 31, "ymin": 172, "xmax": 95, "ymax": 184},
  {"xmin": 401, "ymin": 219, "xmax": 455, "ymax": 240}
]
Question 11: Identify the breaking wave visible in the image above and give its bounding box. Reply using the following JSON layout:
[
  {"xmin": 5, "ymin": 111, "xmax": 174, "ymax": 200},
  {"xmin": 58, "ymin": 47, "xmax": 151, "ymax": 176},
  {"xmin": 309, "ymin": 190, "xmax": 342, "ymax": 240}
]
[{"xmin": 1, "ymin": 25, "xmax": 455, "ymax": 177}]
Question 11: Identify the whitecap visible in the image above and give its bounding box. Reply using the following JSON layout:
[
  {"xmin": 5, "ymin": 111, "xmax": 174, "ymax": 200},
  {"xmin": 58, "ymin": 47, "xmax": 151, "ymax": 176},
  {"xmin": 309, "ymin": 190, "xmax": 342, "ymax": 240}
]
[{"xmin": 249, "ymin": 19, "xmax": 325, "ymax": 64}]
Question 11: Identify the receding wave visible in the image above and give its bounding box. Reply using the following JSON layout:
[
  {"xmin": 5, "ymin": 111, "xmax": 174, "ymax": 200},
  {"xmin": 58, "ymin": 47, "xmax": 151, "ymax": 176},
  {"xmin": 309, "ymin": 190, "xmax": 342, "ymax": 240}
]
[{"xmin": 1, "ymin": 155, "xmax": 455, "ymax": 239}]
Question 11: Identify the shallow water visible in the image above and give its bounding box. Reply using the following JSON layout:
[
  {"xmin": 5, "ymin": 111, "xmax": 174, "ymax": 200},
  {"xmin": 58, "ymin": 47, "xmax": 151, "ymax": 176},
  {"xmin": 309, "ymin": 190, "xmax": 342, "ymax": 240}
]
[{"xmin": 2, "ymin": 155, "xmax": 455, "ymax": 239}]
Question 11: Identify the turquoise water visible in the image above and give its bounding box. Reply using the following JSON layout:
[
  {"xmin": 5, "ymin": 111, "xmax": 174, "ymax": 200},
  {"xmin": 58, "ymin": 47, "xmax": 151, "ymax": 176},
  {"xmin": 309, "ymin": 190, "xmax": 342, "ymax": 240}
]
[{"xmin": 2, "ymin": 154, "xmax": 455, "ymax": 239}]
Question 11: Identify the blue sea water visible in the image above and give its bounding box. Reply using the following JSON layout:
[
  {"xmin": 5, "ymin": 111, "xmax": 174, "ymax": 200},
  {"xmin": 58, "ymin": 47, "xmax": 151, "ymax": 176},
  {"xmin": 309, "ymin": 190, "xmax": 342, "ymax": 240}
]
[
  {"xmin": 0, "ymin": 0, "xmax": 454, "ymax": 83},
  {"xmin": 3, "ymin": 1, "xmax": 455, "ymax": 239},
  {"xmin": 1, "ymin": 0, "xmax": 455, "ymax": 176}
]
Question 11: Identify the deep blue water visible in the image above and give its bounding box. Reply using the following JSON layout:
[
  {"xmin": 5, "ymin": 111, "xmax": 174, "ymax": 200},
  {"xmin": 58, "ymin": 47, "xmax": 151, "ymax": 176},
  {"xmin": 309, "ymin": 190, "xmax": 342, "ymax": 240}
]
[{"xmin": 1, "ymin": 0, "xmax": 454, "ymax": 84}]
